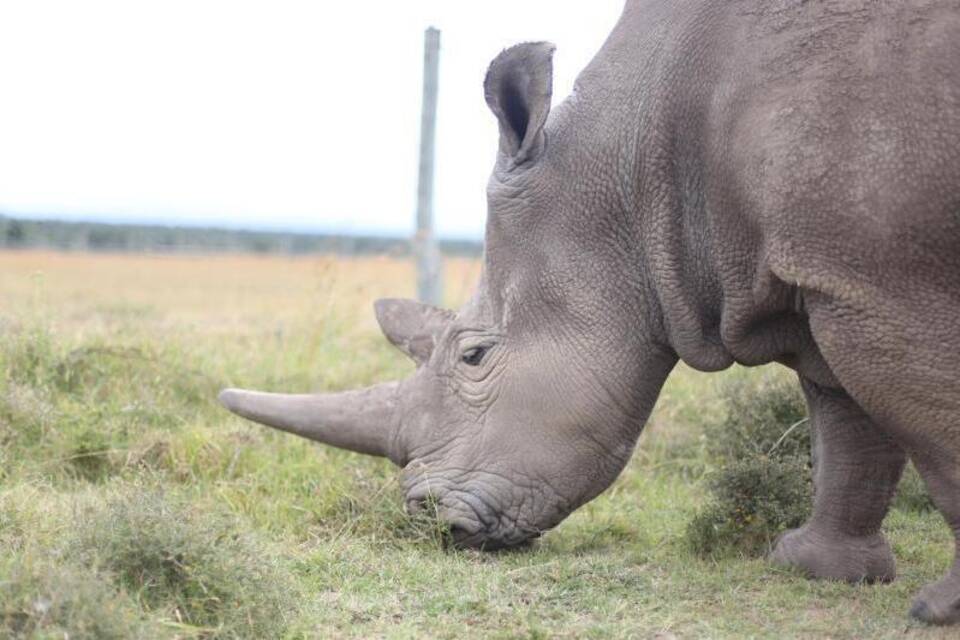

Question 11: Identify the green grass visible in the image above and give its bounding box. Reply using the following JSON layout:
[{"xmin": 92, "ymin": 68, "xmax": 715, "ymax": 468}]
[{"xmin": 0, "ymin": 253, "xmax": 954, "ymax": 638}]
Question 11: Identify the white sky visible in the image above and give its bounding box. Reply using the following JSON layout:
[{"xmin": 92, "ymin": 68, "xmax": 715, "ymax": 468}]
[{"xmin": 0, "ymin": 1, "xmax": 624, "ymax": 239}]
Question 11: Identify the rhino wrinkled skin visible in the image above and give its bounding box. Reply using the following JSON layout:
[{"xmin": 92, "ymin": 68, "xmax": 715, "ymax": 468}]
[{"xmin": 220, "ymin": 0, "xmax": 960, "ymax": 624}]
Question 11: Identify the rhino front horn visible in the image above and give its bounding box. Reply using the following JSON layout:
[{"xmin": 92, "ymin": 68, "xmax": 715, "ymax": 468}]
[{"xmin": 218, "ymin": 381, "xmax": 401, "ymax": 462}]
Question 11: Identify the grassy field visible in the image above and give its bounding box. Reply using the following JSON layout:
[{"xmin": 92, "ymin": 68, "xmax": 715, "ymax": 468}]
[{"xmin": 0, "ymin": 250, "xmax": 955, "ymax": 638}]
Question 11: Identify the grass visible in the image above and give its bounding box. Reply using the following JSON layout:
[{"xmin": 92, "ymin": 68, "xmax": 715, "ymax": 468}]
[{"xmin": 0, "ymin": 249, "xmax": 955, "ymax": 638}]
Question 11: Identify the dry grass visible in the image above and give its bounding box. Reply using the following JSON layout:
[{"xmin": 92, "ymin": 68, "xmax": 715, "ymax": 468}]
[{"xmin": 0, "ymin": 250, "xmax": 482, "ymax": 335}]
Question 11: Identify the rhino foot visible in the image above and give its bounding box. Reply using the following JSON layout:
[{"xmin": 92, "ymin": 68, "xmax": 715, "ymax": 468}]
[
  {"xmin": 910, "ymin": 573, "xmax": 960, "ymax": 626},
  {"xmin": 770, "ymin": 525, "xmax": 896, "ymax": 583}
]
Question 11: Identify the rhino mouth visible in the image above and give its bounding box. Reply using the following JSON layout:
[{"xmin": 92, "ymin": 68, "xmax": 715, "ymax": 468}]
[
  {"xmin": 404, "ymin": 477, "xmax": 545, "ymax": 551},
  {"xmin": 448, "ymin": 525, "xmax": 542, "ymax": 551}
]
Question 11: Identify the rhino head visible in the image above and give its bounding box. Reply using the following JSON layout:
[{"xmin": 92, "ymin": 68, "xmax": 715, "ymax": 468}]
[{"xmin": 220, "ymin": 43, "xmax": 677, "ymax": 549}]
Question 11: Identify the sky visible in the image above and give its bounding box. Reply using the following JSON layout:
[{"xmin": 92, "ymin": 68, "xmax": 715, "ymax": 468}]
[{"xmin": 0, "ymin": 1, "xmax": 625, "ymax": 239}]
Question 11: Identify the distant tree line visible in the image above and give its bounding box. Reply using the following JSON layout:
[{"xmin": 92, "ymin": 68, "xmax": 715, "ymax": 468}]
[{"xmin": 0, "ymin": 215, "xmax": 482, "ymax": 258}]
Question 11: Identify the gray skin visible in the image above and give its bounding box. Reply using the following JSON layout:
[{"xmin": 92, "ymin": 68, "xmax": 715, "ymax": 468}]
[{"xmin": 220, "ymin": 0, "xmax": 960, "ymax": 624}]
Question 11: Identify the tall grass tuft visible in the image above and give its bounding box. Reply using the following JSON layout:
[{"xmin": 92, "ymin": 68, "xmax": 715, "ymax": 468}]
[
  {"xmin": 0, "ymin": 557, "xmax": 157, "ymax": 640},
  {"xmin": 65, "ymin": 487, "xmax": 300, "ymax": 638},
  {"xmin": 0, "ymin": 325, "xmax": 221, "ymax": 483},
  {"xmin": 893, "ymin": 463, "xmax": 936, "ymax": 513}
]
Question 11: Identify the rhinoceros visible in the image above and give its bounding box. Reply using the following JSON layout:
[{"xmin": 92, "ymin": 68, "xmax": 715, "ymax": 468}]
[{"xmin": 220, "ymin": 0, "xmax": 960, "ymax": 624}]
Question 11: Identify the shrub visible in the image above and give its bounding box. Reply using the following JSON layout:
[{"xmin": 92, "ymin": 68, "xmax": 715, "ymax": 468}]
[
  {"xmin": 687, "ymin": 371, "xmax": 812, "ymax": 557},
  {"xmin": 704, "ymin": 371, "xmax": 809, "ymax": 463},
  {"xmin": 65, "ymin": 488, "xmax": 299, "ymax": 638},
  {"xmin": 686, "ymin": 455, "xmax": 812, "ymax": 557},
  {"xmin": 0, "ymin": 557, "xmax": 157, "ymax": 640}
]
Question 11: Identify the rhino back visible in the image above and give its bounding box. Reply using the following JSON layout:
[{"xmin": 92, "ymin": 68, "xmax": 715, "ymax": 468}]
[
  {"xmin": 562, "ymin": 0, "xmax": 960, "ymax": 377},
  {"xmin": 714, "ymin": 0, "xmax": 960, "ymax": 289}
]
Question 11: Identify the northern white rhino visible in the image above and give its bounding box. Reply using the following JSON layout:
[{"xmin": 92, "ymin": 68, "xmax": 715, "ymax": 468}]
[{"xmin": 221, "ymin": 0, "xmax": 960, "ymax": 624}]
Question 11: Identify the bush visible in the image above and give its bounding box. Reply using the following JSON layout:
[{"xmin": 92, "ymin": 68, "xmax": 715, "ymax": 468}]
[
  {"xmin": 686, "ymin": 455, "xmax": 811, "ymax": 557},
  {"xmin": 681, "ymin": 367, "xmax": 936, "ymax": 557},
  {"xmin": 704, "ymin": 371, "xmax": 808, "ymax": 463},
  {"xmin": 65, "ymin": 488, "xmax": 299, "ymax": 638},
  {"xmin": 687, "ymin": 371, "xmax": 812, "ymax": 557}
]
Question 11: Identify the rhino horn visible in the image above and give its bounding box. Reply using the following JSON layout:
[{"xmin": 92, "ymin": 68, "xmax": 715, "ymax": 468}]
[{"xmin": 218, "ymin": 382, "xmax": 401, "ymax": 461}]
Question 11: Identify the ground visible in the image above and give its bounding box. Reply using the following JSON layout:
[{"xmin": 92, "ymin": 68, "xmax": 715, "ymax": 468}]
[{"xmin": 0, "ymin": 250, "xmax": 955, "ymax": 638}]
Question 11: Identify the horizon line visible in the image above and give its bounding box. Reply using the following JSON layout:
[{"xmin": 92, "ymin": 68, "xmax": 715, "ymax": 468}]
[{"xmin": 0, "ymin": 210, "xmax": 484, "ymax": 243}]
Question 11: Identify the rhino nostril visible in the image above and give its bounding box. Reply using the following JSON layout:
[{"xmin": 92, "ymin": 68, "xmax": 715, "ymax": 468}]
[
  {"xmin": 442, "ymin": 517, "xmax": 486, "ymax": 547},
  {"xmin": 444, "ymin": 524, "xmax": 475, "ymax": 549},
  {"xmin": 405, "ymin": 497, "xmax": 427, "ymax": 515}
]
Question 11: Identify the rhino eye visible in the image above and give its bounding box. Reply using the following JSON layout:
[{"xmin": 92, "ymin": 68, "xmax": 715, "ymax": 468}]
[{"xmin": 461, "ymin": 346, "xmax": 487, "ymax": 366}]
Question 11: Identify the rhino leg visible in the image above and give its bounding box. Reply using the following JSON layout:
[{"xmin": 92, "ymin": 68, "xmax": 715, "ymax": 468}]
[
  {"xmin": 797, "ymin": 288, "xmax": 960, "ymax": 623},
  {"xmin": 771, "ymin": 377, "xmax": 906, "ymax": 583},
  {"xmin": 907, "ymin": 452, "xmax": 960, "ymax": 625}
]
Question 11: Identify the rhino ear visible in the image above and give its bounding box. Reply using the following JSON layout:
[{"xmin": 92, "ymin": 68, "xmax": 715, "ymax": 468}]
[
  {"xmin": 374, "ymin": 298, "xmax": 454, "ymax": 365},
  {"xmin": 484, "ymin": 41, "xmax": 555, "ymax": 168}
]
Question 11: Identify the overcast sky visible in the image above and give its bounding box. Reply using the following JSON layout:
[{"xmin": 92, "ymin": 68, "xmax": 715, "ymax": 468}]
[{"xmin": 0, "ymin": 1, "xmax": 624, "ymax": 239}]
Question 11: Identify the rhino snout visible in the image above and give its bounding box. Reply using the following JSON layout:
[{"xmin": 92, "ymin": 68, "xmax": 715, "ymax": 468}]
[{"xmin": 404, "ymin": 486, "xmax": 540, "ymax": 551}]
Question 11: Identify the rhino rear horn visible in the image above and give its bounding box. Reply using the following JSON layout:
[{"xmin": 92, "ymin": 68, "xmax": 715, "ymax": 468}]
[
  {"xmin": 484, "ymin": 41, "xmax": 555, "ymax": 167},
  {"xmin": 218, "ymin": 382, "xmax": 401, "ymax": 463}
]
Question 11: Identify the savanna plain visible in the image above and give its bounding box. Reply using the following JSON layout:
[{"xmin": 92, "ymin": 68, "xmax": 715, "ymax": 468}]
[{"xmin": 0, "ymin": 250, "xmax": 955, "ymax": 639}]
